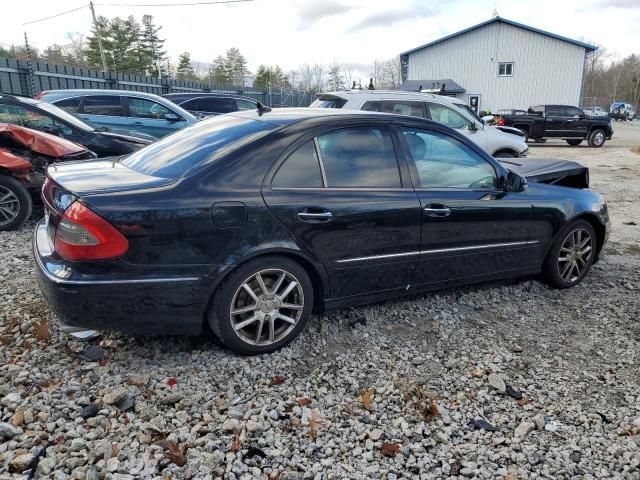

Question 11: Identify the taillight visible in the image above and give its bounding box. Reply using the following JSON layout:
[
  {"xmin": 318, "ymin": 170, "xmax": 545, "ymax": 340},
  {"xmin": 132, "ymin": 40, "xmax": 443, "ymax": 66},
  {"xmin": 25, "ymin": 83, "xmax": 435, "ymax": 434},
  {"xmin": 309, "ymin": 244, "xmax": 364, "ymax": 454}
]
[
  {"xmin": 54, "ymin": 202, "xmax": 128, "ymax": 261},
  {"xmin": 35, "ymin": 91, "xmax": 48, "ymax": 100},
  {"xmin": 497, "ymin": 116, "xmax": 506, "ymax": 126}
]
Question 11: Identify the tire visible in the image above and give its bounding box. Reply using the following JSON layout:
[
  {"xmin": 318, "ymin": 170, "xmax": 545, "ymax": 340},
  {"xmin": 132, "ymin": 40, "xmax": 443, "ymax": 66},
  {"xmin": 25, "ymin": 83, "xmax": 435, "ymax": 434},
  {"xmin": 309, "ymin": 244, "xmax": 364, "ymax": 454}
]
[
  {"xmin": 0, "ymin": 175, "xmax": 32, "ymax": 232},
  {"xmin": 208, "ymin": 256, "xmax": 314, "ymax": 355},
  {"xmin": 533, "ymin": 138, "xmax": 547, "ymax": 143},
  {"xmin": 542, "ymin": 220, "xmax": 596, "ymax": 289},
  {"xmin": 588, "ymin": 129, "xmax": 606, "ymax": 148},
  {"xmin": 566, "ymin": 139, "xmax": 583, "ymax": 146}
]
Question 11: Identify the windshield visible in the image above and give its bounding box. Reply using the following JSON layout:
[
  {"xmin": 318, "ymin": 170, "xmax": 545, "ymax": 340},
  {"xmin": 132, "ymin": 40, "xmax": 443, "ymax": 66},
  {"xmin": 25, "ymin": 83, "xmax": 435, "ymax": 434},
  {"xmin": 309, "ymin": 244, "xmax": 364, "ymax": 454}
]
[
  {"xmin": 37, "ymin": 101, "xmax": 94, "ymax": 132},
  {"xmin": 121, "ymin": 115, "xmax": 278, "ymax": 178}
]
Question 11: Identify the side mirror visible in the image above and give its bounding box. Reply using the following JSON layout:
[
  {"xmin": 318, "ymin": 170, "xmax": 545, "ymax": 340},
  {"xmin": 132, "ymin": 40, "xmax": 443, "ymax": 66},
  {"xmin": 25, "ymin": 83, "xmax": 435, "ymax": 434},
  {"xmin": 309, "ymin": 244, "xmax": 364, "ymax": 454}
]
[
  {"xmin": 467, "ymin": 122, "xmax": 478, "ymax": 132},
  {"xmin": 505, "ymin": 171, "xmax": 527, "ymax": 192},
  {"xmin": 164, "ymin": 113, "xmax": 181, "ymax": 122}
]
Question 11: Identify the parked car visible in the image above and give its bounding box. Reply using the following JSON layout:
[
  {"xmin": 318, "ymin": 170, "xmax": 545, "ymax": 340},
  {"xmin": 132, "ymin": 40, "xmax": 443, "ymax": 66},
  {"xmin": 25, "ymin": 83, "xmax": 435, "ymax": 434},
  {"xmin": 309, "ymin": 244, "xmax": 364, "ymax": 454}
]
[
  {"xmin": 0, "ymin": 94, "xmax": 153, "ymax": 157},
  {"xmin": 35, "ymin": 108, "xmax": 608, "ymax": 355},
  {"xmin": 0, "ymin": 123, "xmax": 95, "ymax": 230},
  {"xmin": 36, "ymin": 90, "xmax": 199, "ymax": 138},
  {"xmin": 311, "ymin": 90, "xmax": 528, "ymax": 158},
  {"xmin": 164, "ymin": 93, "xmax": 258, "ymax": 117},
  {"xmin": 583, "ymin": 106, "xmax": 608, "ymax": 117},
  {"xmin": 496, "ymin": 109, "xmax": 528, "ymax": 116},
  {"xmin": 609, "ymin": 102, "xmax": 635, "ymax": 121},
  {"xmin": 497, "ymin": 105, "xmax": 614, "ymax": 147}
]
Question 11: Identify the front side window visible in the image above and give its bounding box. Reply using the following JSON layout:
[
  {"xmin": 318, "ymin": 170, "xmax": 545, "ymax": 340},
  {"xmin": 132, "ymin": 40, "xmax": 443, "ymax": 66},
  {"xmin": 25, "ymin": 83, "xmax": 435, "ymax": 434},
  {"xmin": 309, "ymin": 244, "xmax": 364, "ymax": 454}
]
[
  {"xmin": 361, "ymin": 101, "xmax": 381, "ymax": 112},
  {"xmin": 380, "ymin": 101, "xmax": 426, "ymax": 118},
  {"xmin": 564, "ymin": 106, "xmax": 584, "ymax": 117},
  {"xmin": 498, "ymin": 62, "xmax": 514, "ymax": 76},
  {"xmin": 236, "ymin": 99, "xmax": 257, "ymax": 110},
  {"xmin": 272, "ymin": 141, "xmax": 323, "ymax": 188},
  {"xmin": 427, "ymin": 103, "xmax": 471, "ymax": 129},
  {"xmin": 83, "ymin": 96, "xmax": 123, "ymax": 116},
  {"xmin": 317, "ymin": 127, "xmax": 401, "ymax": 188},
  {"xmin": 401, "ymin": 128, "xmax": 497, "ymax": 189},
  {"xmin": 128, "ymin": 98, "xmax": 172, "ymax": 119}
]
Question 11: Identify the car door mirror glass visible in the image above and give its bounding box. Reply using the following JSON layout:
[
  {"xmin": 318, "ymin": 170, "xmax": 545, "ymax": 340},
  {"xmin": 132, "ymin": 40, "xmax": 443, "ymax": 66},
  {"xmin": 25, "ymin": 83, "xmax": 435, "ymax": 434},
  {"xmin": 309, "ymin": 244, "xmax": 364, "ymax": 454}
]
[{"xmin": 164, "ymin": 113, "xmax": 181, "ymax": 122}]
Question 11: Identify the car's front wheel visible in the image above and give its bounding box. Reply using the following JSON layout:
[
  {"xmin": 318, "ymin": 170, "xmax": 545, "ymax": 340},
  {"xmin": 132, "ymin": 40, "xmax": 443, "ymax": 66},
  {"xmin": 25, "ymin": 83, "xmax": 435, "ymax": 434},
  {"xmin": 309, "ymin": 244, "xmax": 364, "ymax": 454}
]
[
  {"xmin": 542, "ymin": 220, "xmax": 596, "ymax": 289},
  {"xmin": 208, "ymin": 256, "xmax": 313, "ymax": 355},
  {"xmin": 588, "ymin": 129, "xmax": 606, "ymax": 147},
  {"xmin": 0, "ymin": 176, "xmax": 32, "ymax": 232}
]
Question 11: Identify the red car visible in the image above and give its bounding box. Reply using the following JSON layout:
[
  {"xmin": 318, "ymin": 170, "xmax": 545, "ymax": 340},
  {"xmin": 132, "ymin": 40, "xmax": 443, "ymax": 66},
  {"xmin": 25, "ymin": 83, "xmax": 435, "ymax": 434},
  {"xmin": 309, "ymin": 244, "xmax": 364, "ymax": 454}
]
[{"xmin": 0, "ymin": 124, "xmax": 95, "ymax": 231}]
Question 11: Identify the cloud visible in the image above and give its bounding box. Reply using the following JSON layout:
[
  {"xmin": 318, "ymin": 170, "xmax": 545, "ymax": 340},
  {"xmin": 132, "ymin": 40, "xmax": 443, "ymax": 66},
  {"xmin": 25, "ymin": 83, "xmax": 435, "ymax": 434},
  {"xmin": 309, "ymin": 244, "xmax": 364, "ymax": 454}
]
[
  {"xmin": 295, "ymin": 0, "xmax": 354, "ymax": 28},
  {"xmin": 348, "ymin": 4, "xmax": 439, "ymax": 32}
]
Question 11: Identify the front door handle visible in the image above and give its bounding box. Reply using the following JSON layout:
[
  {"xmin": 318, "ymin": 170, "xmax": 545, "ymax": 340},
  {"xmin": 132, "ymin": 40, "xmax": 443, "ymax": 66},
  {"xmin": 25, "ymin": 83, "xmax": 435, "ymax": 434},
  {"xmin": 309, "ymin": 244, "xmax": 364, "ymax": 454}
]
[
  {"xmin": 423, "ymin": 204, "xmax": 451, "ymax": 217},
  {"xmin": 297, "ymin": 209, "xmax": 333, "ymax": 223}
]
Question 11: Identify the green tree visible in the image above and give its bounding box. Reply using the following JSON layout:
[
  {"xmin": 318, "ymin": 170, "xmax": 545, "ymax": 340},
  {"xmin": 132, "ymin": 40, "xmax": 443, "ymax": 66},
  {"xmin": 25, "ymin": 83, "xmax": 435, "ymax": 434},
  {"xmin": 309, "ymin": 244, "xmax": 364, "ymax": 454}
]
[
  {"xmin": 225, "ymin": 47, "xmax": 248, "ymax": 85},
  {"xmin": 176, "ymin": 52, "xmax": 195, "ymax": 81},
  {"xmin": 208, "ymin": 55, "xmax": 229, "ymax": 84},
  {"xmin": 141, "ymin": 15, "xmax": 166, "ymax": 76},
  {"xmin": 253, "ymin": 64, "xmax": 286, "ymax": 89}
]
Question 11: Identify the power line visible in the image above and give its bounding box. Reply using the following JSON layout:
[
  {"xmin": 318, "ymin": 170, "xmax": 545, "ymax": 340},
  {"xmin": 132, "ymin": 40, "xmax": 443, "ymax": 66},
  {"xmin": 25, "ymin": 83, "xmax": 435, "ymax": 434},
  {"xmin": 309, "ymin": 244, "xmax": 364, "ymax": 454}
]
[
  {"xmin": 23, "ymin": 4, "xmax": 89, "ymax": 26},
  {"xmin": 96, "ymin": 0, "xmax": 254, "ymax": 6}
]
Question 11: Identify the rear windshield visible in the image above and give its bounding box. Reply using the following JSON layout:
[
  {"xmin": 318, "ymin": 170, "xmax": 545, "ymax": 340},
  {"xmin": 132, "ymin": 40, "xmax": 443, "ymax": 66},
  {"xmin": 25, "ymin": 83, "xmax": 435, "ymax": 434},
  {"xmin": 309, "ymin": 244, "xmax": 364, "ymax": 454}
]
[
  {"xmin": 121, "ymin": 115, "xmax": 277, "ymax": 178},
  {"xmin": 310, "ymin": 98, "xmax": 347, "ymax": 109}
]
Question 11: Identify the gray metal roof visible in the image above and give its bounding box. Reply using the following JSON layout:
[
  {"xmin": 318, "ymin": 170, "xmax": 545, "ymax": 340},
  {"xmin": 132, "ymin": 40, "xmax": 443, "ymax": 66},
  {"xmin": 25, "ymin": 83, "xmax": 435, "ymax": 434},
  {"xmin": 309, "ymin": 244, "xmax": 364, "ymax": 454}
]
[
  {"xmin": 400, "ymin": 16, "xmax": 598, "ymax": 57},
  {"xmin": 398, "ymin": 79, "xmax": 465, "ymax": 95}
]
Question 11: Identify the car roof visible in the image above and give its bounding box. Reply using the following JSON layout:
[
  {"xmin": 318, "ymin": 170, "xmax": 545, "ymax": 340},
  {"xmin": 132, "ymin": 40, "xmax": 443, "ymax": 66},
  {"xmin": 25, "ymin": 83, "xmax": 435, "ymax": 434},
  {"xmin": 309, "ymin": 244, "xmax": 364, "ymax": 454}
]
[
  {"xmin": 0, "ymin": 93, "xmax": 39, "ymax": 105},
  {"xmin": 226, "ymin": 107, "xmax": 445, "ymax": 127},
  {"xmin": 165, "ymin": 92, "xmax": 256, "ymax": 101},
  {"xmin": 317, "ymin": 89, "xmax": 466, "ymax": 105}
]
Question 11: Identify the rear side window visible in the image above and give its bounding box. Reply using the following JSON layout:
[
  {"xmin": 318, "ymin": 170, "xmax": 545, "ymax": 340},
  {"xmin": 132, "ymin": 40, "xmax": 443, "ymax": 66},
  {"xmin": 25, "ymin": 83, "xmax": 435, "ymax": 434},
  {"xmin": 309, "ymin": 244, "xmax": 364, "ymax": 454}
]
[
  {"xmin": 317, "ymin": 127, "xmax": 400, "ymax": 188},
  {"xmin": 272, "ymin": 141, "xmax": 323, "ymax": 188},
  {"xmin": 310, "ymin": 98, "xmax": 347, "ymax": 109},
  {"xmin": 55, "ymin": 97, "xmax": 81, "ymax": 113},
  {"xmin": 546, "ymin": 106, "xmax": 563, "ymax": 116},
  {"xmin": 122, "ymin": 116, "xmax": 277, "ymax": 178},
  {"xmin": 83, "ymin": 96, "xmax": 123, "ymax": 116},
  {"xmin": 564, "ymin": 106, "xmax": 583, "ymax": 117},
  {"xmin": 198, "ymin": 97, "xmax": 235, "ymax": 113},
  {"xmin": 380, "ymin": 101, "xmax": 426, "ymax": 118},
  {"xmin": 178, "ymin": 98, "xmax": 199, "ymax": 110}
]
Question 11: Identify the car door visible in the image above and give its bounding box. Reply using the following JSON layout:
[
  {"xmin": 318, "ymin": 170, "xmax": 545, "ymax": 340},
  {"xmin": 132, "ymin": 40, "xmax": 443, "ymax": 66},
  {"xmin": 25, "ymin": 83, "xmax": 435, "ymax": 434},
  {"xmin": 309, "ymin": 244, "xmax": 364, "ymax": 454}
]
[
  {"xmin": 397, "ymin": 125, "xmax": 535, "ymax": 286},
  {"xmin": 543, "ymin": 106, "xmax": 565, "ymax": 137},
  {"xmin": 262, "ymin": 124, "xmax": 422, "ymax": 299},
  {"xmin": 426, "ymin": 102, "xmax": 488, "ymax": 151},
  {"xmin": 126, "ymin": 97, "xmax": 186, "ymax": 137},
  {"xmin": 564, "ymin": 106, "xmax": 589, "ymax": 137},
  {"xmin": 78, "ymin": 95, "xmax": 130, "ymax": 132}
]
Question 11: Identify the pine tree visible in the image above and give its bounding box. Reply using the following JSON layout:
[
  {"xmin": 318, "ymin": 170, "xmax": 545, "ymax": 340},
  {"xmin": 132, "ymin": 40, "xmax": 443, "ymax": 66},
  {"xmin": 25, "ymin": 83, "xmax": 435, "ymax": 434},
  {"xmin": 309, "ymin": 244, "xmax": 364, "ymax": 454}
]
[
  {"xmin": 176, "ymin": 52, "xmax": 195, "ymax": 81},
  {"xmin": 253, "ymin": 65, "xmax": 286, "ymax": 89},
  {"xmin": 85, "ymin": 15, "xmax": 113, "ymax": 69},
  {"xmin": 141, "ymin": 15, "xmax": 166, "ymax": 77},
  {"xmin": 225, "ymin": 47, "xmax": 248, "ymax": 85},
  {"xmin": 209, "ymin": 55, "xmax": 229, "ymax": 85}
]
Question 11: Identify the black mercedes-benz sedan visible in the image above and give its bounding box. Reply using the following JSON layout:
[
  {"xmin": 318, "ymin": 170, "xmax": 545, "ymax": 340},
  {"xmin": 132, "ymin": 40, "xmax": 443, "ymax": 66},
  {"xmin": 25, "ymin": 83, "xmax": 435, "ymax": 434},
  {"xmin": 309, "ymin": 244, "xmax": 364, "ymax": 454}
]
[{"xmin": 34, "ymin": 108, "xmax": 609, "ymax": 354}]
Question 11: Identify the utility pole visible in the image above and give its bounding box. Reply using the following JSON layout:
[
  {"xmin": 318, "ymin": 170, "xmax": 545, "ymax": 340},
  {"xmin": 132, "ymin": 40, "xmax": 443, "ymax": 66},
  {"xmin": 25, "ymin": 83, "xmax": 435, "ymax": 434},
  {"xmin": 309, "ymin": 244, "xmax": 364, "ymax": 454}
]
[
  {"xmin": 23, "ymin": 32, "xmax": 36, "ymax": 97},
  {"xmin": 89, "ymin": 1, "xmax": 108, "ymax": 73}
]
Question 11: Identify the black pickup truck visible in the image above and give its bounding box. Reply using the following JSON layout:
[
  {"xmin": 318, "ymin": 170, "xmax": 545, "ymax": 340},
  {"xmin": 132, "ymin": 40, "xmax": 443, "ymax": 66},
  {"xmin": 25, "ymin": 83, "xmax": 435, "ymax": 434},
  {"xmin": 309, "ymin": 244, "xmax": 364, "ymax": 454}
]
[{"xmin": 497, "ymin": 105, "xmax": 613, "ymax": 147}]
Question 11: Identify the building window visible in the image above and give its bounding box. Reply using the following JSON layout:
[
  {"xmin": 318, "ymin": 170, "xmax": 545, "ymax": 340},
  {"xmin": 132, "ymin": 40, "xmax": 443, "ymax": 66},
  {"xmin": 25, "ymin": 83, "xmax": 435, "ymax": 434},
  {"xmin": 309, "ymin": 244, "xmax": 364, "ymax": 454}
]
[{"xmin": 498, "ymin": 62, "xmax": 514, "ymax": 76}]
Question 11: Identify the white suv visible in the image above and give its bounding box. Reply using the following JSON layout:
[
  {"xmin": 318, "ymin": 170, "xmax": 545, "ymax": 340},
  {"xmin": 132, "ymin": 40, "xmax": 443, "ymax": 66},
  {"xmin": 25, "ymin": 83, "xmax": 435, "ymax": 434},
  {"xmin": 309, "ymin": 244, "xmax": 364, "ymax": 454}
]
[
  {"xmin": 609, "ymin": 102, "xmax": 636, "ymax": 121},
  {"xmin": 311, "ymin": 90, "xmax": 528, "ymax": 158}
]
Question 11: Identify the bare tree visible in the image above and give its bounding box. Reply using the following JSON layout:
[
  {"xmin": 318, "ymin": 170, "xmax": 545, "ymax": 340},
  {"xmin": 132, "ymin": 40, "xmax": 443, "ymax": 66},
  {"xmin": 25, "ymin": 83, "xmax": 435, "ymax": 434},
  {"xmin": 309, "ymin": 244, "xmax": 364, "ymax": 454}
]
[{"xmin": 370, "ymin": 57, "xmax": 402, "ymax": 89}]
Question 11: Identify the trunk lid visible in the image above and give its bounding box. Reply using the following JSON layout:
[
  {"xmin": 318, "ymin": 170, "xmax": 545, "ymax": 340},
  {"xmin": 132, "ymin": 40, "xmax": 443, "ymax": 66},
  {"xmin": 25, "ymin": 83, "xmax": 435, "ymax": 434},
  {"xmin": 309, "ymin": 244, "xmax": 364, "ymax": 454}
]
[{"xmin": 46, "ymin": 158, "xmax": 174, "ymax": 196}]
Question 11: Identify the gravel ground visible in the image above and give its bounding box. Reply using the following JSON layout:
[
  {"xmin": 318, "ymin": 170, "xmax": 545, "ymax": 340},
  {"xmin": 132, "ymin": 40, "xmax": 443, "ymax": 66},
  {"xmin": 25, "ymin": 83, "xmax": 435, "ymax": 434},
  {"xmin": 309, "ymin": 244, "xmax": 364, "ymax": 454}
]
[{"xmin": 1, "ymin": 122, "xmax": 639, "ymax": 479}]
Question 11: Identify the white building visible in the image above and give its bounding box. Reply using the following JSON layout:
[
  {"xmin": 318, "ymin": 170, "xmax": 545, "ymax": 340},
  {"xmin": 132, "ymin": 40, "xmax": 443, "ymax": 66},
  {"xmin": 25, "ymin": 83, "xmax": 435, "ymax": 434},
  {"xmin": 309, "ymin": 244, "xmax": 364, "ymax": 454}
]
[{"xmin": 399, "ymin": 16, "xmax": 597, "ymax": 114}]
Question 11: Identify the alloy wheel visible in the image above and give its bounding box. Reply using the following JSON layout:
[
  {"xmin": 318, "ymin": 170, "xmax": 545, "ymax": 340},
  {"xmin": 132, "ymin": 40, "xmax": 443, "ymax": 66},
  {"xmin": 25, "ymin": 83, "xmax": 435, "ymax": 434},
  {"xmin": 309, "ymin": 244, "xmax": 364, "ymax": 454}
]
[
  {"xmin": 0, "ymin": 186, "xmax": 20, "ymax": 227},
  {"xmin": 557, "ymin": 228, "xmax": 593, "ymax": 283},
  {"xmin": 230, "ymin": 269, "xmax": 304, "ymax": 346},
  {"xmin": 593, "ymin": 131, "xmax": 604, "ymax": 146}
]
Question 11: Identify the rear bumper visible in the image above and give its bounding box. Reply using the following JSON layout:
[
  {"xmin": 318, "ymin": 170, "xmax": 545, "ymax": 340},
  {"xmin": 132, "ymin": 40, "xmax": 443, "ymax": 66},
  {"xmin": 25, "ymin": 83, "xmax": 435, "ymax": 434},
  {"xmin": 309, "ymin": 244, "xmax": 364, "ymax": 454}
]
[{"xmin": 33, "ymin": 221, "xmax": 208, "ymax": 336}]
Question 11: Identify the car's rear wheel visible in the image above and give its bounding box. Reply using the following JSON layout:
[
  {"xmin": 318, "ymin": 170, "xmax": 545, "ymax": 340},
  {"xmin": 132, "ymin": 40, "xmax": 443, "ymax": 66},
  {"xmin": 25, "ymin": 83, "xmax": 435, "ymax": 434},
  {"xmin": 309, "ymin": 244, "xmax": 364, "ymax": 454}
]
[
  {"xmin": 542, "ymin": 220, "xmax": 596, "ymax": 289},
  {"xmin": 566, "ymin": 139, "xmax": 582, "ymax": 146},
  {"xmin": 208, "ymin": 256, "xmax": 313, "ymax": 355},
  {"xmin": 588, "ymin": 129, "xmax": 606, "ymax": 147},
  {"xmin": 0, "ymin": 176, "xmax": 32, "ymax": 232}
]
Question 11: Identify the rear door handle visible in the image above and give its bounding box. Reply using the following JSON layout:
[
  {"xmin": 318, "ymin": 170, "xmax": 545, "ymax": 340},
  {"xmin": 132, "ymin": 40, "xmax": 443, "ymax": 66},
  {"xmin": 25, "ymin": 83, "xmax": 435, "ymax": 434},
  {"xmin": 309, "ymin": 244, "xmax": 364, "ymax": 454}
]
[
  {"xmin": 423, "ymin": 204, "xmax": 451, "ymax": 217},
  {"xmin": 297, "ymin": 209, "xmax": 333, "ymax": 223}
]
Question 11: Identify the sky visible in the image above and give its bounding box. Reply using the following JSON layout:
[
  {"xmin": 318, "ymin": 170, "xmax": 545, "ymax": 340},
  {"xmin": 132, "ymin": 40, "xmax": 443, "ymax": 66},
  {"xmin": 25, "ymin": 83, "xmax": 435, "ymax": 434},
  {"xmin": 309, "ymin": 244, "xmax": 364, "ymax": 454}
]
[{"xmin": 2, "ymin": 0, "xmax": 639, "ymax": 80}]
